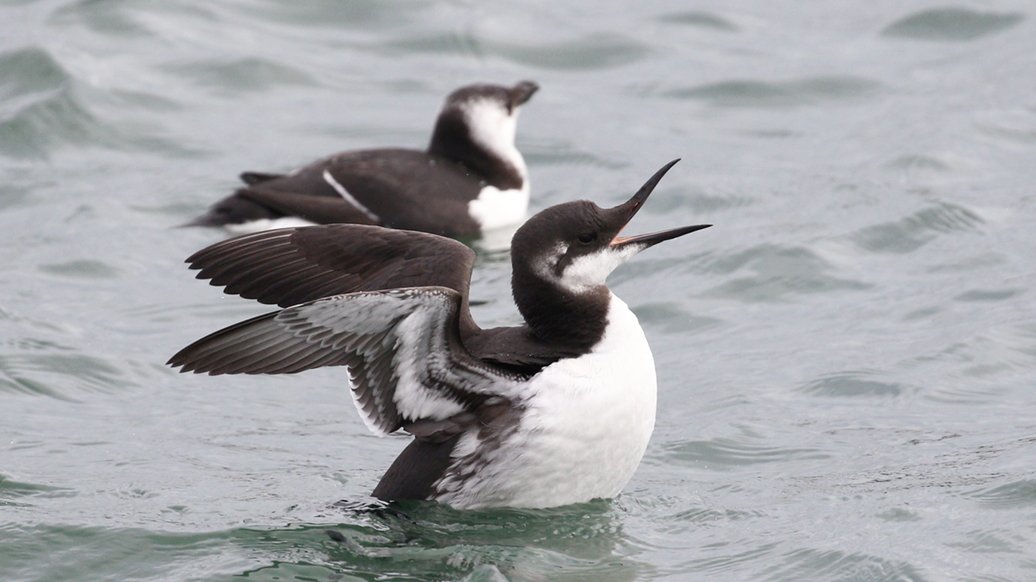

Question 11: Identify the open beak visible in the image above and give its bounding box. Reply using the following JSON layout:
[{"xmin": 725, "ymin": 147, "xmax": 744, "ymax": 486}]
[
  {"xmin": 607, "ymin": 159, "xmax": 712, "ymax": 251},
  {"xmin": 510, "ymin": 80, "xmax": 539, "ymax": 108}
]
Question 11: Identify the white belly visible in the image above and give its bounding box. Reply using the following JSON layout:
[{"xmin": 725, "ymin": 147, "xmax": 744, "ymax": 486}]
[{"xmin": 434, "ymin": 294, "xmax": 657, "ymax": 509}]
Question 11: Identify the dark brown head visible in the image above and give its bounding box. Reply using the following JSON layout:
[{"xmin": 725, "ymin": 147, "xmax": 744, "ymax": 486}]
[{"xmin": 510, "ymin": 160, "xmax": 711, "ymax": 343}]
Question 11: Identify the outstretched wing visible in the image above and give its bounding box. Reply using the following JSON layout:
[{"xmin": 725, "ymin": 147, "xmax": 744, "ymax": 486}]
[
  {"xmin": 185, "ymin": 224, "xmax": 478, "ymax": 316},
  {"xmin": 168, "ymin": 287, "xmax": 521, "ymax": 436}
]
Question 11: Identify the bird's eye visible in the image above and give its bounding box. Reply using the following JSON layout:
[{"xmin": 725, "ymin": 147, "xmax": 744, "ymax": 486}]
[{"xmin": 577, "ymin": 232, "xmax": 597, "ymax": 244}]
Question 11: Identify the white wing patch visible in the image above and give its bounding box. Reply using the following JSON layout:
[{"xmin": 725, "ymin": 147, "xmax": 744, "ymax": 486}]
[
  {"xmin": 322, "ymin": 169, "xmax": 380, "ymax": 222},
  {"xmin": 389, "ymin": 313, "xmax": 467, "ymax": 422},
  {"xmin": 170, "ymin": 287, "xmax": 522, "ymax": 437},
  {"xmin": 275, "ymin": 288, "xmax": 521, "ymax": 435}
]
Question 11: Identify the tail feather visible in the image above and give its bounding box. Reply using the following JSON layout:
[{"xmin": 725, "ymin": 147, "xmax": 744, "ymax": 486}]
[{"xmin": 240, "ymin": 171, "xmax": 285, "ymax": 185}]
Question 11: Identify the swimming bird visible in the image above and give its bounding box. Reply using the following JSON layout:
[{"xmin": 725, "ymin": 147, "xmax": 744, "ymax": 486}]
[
  {"xmin": 185, "ymin": 81, "xmax": 539, "ymax": 237},
  {"xmin": 168, "ymin": 160, "xmax": 710, "ymax": 509}
]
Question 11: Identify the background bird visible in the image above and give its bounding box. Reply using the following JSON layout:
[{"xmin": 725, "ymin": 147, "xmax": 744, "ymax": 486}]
[{"xmin": 185, "ymin": 80, "xmax": 539, "ymax": 238}]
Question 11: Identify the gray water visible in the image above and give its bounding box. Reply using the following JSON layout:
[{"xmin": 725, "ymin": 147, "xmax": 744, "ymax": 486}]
[{"xmin": 2, "ymin": 1, "xmax": 1035, "ymax": 580}]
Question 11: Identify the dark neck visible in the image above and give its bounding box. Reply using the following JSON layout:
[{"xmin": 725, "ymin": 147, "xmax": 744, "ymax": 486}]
[
  {"xmin": 427, "ymin": 113, "xmax": 523, "ymax": 191},
  {"xmin": 510, "ymin": 263, "xmax": 609, "ymax": 352}
]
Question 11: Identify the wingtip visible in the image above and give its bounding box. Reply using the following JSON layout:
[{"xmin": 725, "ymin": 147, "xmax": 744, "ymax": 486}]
[
  {"xmin": 167, "ymin": 347, "xmax": 207, "ymax": 375},
  {"xmin": 165, "ymin": 353, "xmax": 189, "ymax": 372}
]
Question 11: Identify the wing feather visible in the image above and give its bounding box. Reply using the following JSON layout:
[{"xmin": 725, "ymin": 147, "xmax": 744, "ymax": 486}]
[
  {"xmin": 168, "ymin": 287, "xmax": 520, "ymax": 436},
  {"xmin": 186, "ymin": 225, "xmax": 477, "ymax": 314}
]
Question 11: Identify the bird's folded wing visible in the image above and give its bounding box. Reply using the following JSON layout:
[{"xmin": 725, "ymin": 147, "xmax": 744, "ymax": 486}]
[
  {"xmin": 185, "ymin": 224, "xmax": 477, "ymax": 310},
  {"xmin": 167, "ymin": 287, "xmax": 521, "ymax": 436},
  {"xmin": 236, "ymin": 188, "xmax": 379, "ymax": 226}
]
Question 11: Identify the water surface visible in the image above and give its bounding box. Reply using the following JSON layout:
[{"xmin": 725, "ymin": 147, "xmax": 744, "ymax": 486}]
[{"xmin": 2, "ymin": 1, "xmax": 1035, "ymax": 580}]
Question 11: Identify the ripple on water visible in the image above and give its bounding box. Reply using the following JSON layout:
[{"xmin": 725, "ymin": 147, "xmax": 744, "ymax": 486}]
[
  {"xmin": 763, "ymin": 548, "xmax": 927, "ymax": 582},
  {"xmin": 0, "ymin": 496, "xmax": 965, "ymax": 580},
  {"xmin": 661, "ymin": 435, "xmax": 830, "ymax": 470},
  {"xmin": 0, "ymin": 524, "xmax": 255, "ymax": 581},
  {"xmin": 0, "ymin": 475, "xmax": 76, "ymax": 508},
  {"xmin": 881, "ymin": 8, "xmax": 1024, "ymax": 42},
  {"xmin": 954, "ymin": 288, "xmax": 1024, "ymax": 303},
  {"xmin": 925, "ymin": 251, "xmax": 1006, "ymax": 274},
  {"xmin": 975, "ymin": 108, "xmax": 1036, "ymax": 146},
  {"xmin": 885, "ymin": 154, "xmax": 951, "ymax": 172},
  {"xmin": 0, "ymin": 353, "xmax": 129, "ymax": 398},
  {"xmin": 385, "ymin": 32, "xmax": 650, "ymax": 70},
  {"xmin": 849, "ymin": 201, "xmax": 984, "ymax": 255},
  {"xmin": 966, "ymin": 480, "xmax": 1036, "ymax": 509},
  {"xmin": 801, "ymin": 370, "xmax": 907, "ymax": 398},
  {"xmin": 238, "ymin": 0, "xmax": 420, "ymax": 29},
  {"xmin": 670, "ymin": 506, "xmax": 764, "ymax": 526},
  {"xmin": 0, "ymin": 47, "xmax": 69, "ymax": 103},
  {"xmin": 163, "ymin": 58, "xmax": 317, "ymax": 95},
  {"xmin": 47, "ymin": 0, "xmax": 149, "ymax": 37},
  {"xmin": 522, "ymin": 146, "xmax": 619, "ymax": 169},
  {"xmin": 946, "ymin": 528, "xmax": 1025, "ymax": 554},
  {"xmin": 679, "ymin": 192, "xmax": 757, "ymax": 214},
  {"xmin": 318, "ymin": 502, "xmax": 646, "ymax": 580},
  {"xmin": 701, "ymin": 244, "xmax": 871, "ymax": 303},
  {"xmin": 633, "ymin": 302, "xmax": 723, "ymax": 335},
  {"xmin": 0, "ymin": 175, "xmax": 49, "ymax": 212},
  {"xmin": 875, "ymin": 508, "xmax": 922, "ymax": 522},
  {"xmin": 38, "ymin": 259, "xmax": 121, "ymax": 279},
  {"xmin": 910, "ymin": 323, "xmax": 1036, "ymax": 398},
  {"xmin": 0, "ymin": 47, "xmax": 92, "ymax": 159},
  {"xmin": 0, "ymin": 46, "xmax": 194, "ymax": 159},
  {"xmin": 663, "ymin": 75, "xmax": 881, "ymax": 108},
  {"xmin": 658, "ymin": 10, "xmax": 738, "ymax": 32},
  {"xmin": 619, "ymin": 181, "xmax": 754, "ymax": 216},
  {"xmin": 677, "ymin": 543, "xmax": 780, "ymax": 577}
]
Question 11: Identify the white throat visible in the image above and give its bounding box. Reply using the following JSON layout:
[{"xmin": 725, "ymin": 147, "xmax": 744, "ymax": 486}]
[
  {"xmin": 462, "ymin": 99, "xmax": 527, "ymax": 182},
  {"xmin": 463, "ymin": 100, "xmax": 530, "ymax": 232},
  {"xmin": 534, "ymin": 244, "xmax": 647, "ymax": 295}
]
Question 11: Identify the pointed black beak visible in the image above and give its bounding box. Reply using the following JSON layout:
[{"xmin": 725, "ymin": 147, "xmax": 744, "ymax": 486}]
[
  {"xmin": 510, "ymin": 81, "xmax": 539, "ymax": 108},
  {"xmin": 611, "ymin": 223, "xmax": 712, "ymax": 249},
  {"xmin": 607, "ymin": 159, "xmax": 712, "ymax": 250}
]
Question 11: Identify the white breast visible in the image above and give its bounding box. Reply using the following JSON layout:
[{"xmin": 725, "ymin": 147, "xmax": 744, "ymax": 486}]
[{"xmin": 433, "ymin": 294, "xmax": 657, "ymax": 509}]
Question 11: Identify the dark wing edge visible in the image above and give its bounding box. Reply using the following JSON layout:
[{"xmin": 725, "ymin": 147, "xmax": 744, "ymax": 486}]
[
  {"xmin": 184, "ymin": 224, "xmax": 477, "ymax": 311},
  {"xmin": 168, "ymin": 287, "xmax": 520, "ymax": 436},
  {"xmin": 166, "ymin": 308, "xmax": 350, "ymax": 376}
]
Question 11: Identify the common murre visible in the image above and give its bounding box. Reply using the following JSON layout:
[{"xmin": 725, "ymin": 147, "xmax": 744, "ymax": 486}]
[
  {"xmin": 184, "ymin": 81, "xmax": 538, "ymax": 238},
  {"xmin": 168, "ymin": 160, "xmax": 710, "ymax": 509}
]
